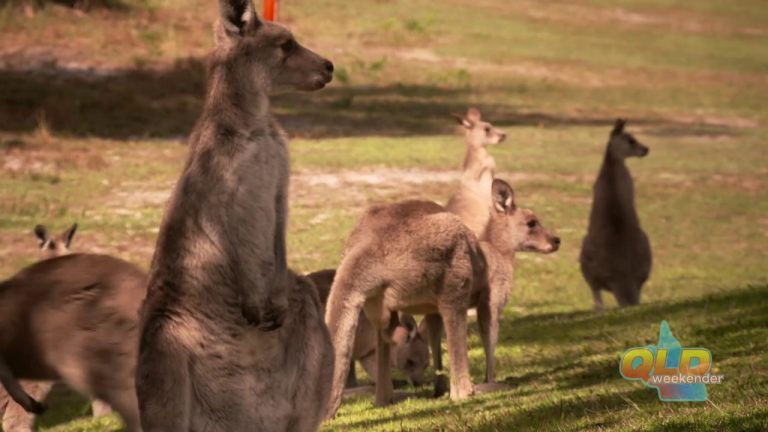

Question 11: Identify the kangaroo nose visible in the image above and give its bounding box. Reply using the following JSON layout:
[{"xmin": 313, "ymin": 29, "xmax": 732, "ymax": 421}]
[
  {"xmin": 552, "ymin": 237, "xmax": 561, "ymax": 249},
  {"xmin": 324, "ymin": 60, "xmax": 334, "ymax": 73}
]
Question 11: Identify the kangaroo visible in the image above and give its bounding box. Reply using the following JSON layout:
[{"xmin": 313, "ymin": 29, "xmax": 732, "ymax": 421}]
[
  {"xmin": 135, "ymin": 1, "xmax": 334, "ymax": 430},
  {"xmin": 2, "ymin": 224, "xmax": 112, "ymax": 432},
  {"xmin": 324, "ymin": 199, "xmax": 485, "ymax": 418},
  {"xmin": 445, "ymin": 107, "xmax": 506, "ymax": 238},
  {"xmin": 580, "ymin": 119, "xmax": 652, "ymax": 311},
  {"xmin": 0, "ymin": 253, "xmax": 147, "ymax": 432},
  {"xmin": 424, "ymin": 180, "xmax": 560, "ymax": 395},
  {"xmin": 33, "ymin": 223, "xmax": 77, "ymax": 258},
  {"xmin": 306, "ymin": 269, "xmax": 430, "ymax": 388}
]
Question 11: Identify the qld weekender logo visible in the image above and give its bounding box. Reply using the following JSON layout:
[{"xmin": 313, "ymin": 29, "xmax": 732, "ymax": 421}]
[{"xmin": 619, "ymin": 320, "xmax": 723, "ymax": 402}]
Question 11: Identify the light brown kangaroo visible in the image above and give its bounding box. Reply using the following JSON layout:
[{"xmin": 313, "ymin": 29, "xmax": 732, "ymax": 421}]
[
  {"xmin": 424, "ymin": 180, "xmax": 560, "ymax": 396},
  {"xmin": 307, "ymin": 269, "xmax": 430, "ymax": 388},
  {"xmin": 0, "ymin": 253, "xmax": 147, "ymax": 432},
  {"xmin": 445, "ymin": 108, "xmax": 506, "ymax": 238},
  {"xmin": 1, "ymin": 224, "xmax": 111, "ymax": 432},
  {"xmin": 136, "ymin": 1, "xmax": 334, "ymax": 430},
  {"xmin": 580, "ymin": 119, "xmax": 652, "ymax": 311},
  {"xmin": 324, "ymin": 198, "xmax": 485, "ymax": 418}
]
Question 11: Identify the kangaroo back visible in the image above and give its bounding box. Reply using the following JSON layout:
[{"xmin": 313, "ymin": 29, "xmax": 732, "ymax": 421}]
[{"xmin": 0, "ymin": 254, "xmax": 146, "ymax": 429}]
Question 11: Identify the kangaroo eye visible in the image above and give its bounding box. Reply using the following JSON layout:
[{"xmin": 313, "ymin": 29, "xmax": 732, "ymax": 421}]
[
  {"xmin": 484, "ymin": 127, "xmax": 491, "ymax": 133},
  {"xmin": 280, "ymin": 39, "xmax": 296, "ymax": 53},
  {"xmin": 406, "ymin": 359, "xmax": 415, "ymax": 367},
  {"xmin": 527, "ymin": 220, "xmax": 538, "ymax": 229}
]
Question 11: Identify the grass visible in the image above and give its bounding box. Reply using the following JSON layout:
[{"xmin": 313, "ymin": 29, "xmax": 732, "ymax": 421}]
[{"xmin": 0, "ymin": 0, "xmax": 767, "ymax": 430}]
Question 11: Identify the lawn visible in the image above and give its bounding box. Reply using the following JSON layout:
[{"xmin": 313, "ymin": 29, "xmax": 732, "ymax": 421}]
[{"xmin": 0, "ymin": 0, "xmax": 766, "ymax": 431}]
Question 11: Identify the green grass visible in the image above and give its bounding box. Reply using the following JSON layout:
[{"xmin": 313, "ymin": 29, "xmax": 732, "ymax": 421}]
[{"xmin": 0, "ymin": 0, "xmax": 767, "ymax": 430}]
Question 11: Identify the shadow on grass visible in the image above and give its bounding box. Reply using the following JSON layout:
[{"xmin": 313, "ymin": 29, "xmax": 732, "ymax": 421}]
[
  {"xmin": 644, "ymin": 408, "xmax": 768, "ymax": 432},
  {"xmin": 338, "ymin": 387, "xmax": 650, "ymax": 431},
  {"xmin": 503, "ymin": 284, "xmax": 768, "ymax": 350},
  {"xmin": 0, "ymin": 61, "xmax": 741, "ymax": 140},
  {"xmin": 34, "ymin": 382, "xmax": 91, "ymax": 429}
]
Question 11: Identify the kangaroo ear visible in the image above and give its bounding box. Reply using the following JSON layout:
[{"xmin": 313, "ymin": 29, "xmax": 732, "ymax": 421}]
[
  {"xmin": 611, "ymin": 118, "xmax": 626, "ymax": 136},
  {"xmin": 466, "ymin": 107, "xmax": 482, "ymax": 122},
  {"xmin": 61, "ymin": 223, "xmax": 77, "ymax": 248},
  {"xmin": 218, "ymin": 0, "xmax": 259, "ymax": 38},
  {"xmin": 34, "ymin": 225, "xmax": 49, "ymax": 248},
  {"xmin": 492, "ymin": 179, "xmax": 516, "ymax": 214},
  {"xmin": 452, "ymin": 113, "xmax": 473, "ymax": 129}
]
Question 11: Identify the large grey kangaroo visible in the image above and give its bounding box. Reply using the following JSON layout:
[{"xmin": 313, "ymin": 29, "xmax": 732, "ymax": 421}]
[
  {"xmin": 580, "ymin": 119, "xmax": 652, "ymax": 311},
  {"xmin": 1, "ymin": 224, "xmax": 111, "ymax": 432},
  {"xmin": 0, "ymin": 253, "xmax": 146, "ymax": 432},
  {"xmin": 445, "ymin": 108, "xmax": 506, "ymax": 238},
  {"xmin": 425, "ymin": 180, "xmax": 560, "ymax": 396},
  {"xmin": 307, "ymin": 269, "xmax": 430, "ymax": 388},
  {"xmin": 135, "ymin": 1, "xmax": 334, "ymax": 430}
]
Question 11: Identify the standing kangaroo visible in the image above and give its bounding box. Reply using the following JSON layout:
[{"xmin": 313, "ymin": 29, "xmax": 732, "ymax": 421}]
[
  {"xmin": 136, "ymin": 1, "xmax": 334, "ymax": 430},
  {"xmin": 1, "ymin": 224, "xmax": 111, "ymax": 432},
  {"xmin": 307, "ymin": 269, "xmax": 430, "ymax": 388},
  {"xmin": 580, "ymin": 119, "xmax": 652, "ymax": 311},
  {"xmin": 0, "ymin": 253, "xmax": 146, "ymax": 432},
  {"xmin": 424, "ymin": 180, "xmax": 560, "ymax": 395},
  {"xmin": 445, "ymin": 108, "xmax": 506, "ymax": 238}
]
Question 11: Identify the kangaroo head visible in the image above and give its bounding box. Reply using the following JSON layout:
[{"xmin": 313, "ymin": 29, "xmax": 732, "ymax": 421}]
[
  {"xmin": 34, "ymin": 223, "xmax": 77, "ymax": 258},
  {"xmin": 391, "ymin": 314, "xmax": 430, "ymax": 386},
  {"xmin": 486, "ymin": 179, "xmax": 560, "ymax": 254},
  {"xmin": 453, "ymin": 107, "xmax": 506, "ymax": 148},
  {"xmin": 215, "ymin": 0, "xmax": 333, "ymax": 93},
  {"xmin": 607, "ymin": 119, "xmax": 649, "ymax": 159}
]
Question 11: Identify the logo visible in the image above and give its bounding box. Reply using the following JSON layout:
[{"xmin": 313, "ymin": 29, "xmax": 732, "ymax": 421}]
[{"xmin": 619, "ymin": 320, "xmax": 722, "ymax": 402}]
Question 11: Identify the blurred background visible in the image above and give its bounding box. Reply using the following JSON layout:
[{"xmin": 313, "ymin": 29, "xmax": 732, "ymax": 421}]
[{"xmin": 0, "ymin": 0, "xmax": 766, "ymax": 430}]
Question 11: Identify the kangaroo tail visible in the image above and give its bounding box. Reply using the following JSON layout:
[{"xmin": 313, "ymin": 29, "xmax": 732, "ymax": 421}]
[{"xmin": 0, "ymin": 359, "xmax": 45, "ymax": 414}]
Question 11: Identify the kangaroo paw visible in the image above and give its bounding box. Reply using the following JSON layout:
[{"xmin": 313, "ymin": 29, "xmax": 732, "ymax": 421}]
[
  {"xmin": 257, "ymin": 301, "xmax": 285, "ymax": 331},
  {"xmin": 242, "ymin": 297, "xmax": 286, "ymax": 331},
  {"xmin": 433, "ymin": 374, "xmax": 449, "ymax": 398}
]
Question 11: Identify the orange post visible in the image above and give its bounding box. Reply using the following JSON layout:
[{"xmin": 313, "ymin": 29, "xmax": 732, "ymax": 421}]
[{"xmin": 263, "ymin": 0, "xmax": 277, "ymax": 21}]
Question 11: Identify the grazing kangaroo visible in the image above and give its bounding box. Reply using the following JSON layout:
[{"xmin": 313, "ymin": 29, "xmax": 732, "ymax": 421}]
[
  {"xmin": 307, "ymin": 269, "xmax": 430, "ymax": 388},
  {"xmin": 324, "ymin": 199, "xmax": 484, "ymax": 418},
  {"xmin": 445, "ymin": 108, "xmax": 506, "ymax": 238},
  {"xmin": 0, "ymin": 253, "xmax": 146, "ymax": 432},
  {"xmin": 1, "ymin": 224, "xmax": 112, "ymax": 432},
  {"xmin": 580, "ymin": 119, "xmax": 652, "ymax": 311},
  {"xmin": 136, "ymin": 1, "xmax": 334, "ymax": 430},
  {"xmin": 425, "ymin": 179, "xmax": 560, "ymax": 395}
]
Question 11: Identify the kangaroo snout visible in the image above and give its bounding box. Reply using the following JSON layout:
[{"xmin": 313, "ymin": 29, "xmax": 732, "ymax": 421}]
[
  {"xmin": 550, "ymin": 236, "xmax": 561, "ymax": 252},
  {"xmin": 313, "ymin": 59, "xmax": 334, "ymax": 89},
  {"xmin": 324, "ymin": 60, "xmax": 334, "ymax": 74},
  {"xmin": 639, "ymin": 146, "xmax": 649, "ymax": 157}
]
